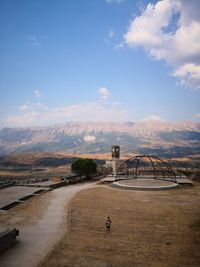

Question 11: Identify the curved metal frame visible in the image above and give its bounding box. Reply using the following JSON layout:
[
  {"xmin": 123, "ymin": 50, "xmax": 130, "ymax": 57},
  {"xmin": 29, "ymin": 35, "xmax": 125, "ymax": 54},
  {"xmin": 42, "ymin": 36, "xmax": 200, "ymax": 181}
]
[{"xmin": 116, "ymin": 155, "xmax": 176, "ymax": 182}]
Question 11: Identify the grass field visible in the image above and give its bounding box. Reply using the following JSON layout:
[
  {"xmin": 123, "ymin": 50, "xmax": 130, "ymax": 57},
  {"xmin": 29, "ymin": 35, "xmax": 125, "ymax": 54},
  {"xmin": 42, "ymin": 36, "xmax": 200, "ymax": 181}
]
[{"xmin": 40, "ymin": 184, "xmax": 200, "ymax": 267}]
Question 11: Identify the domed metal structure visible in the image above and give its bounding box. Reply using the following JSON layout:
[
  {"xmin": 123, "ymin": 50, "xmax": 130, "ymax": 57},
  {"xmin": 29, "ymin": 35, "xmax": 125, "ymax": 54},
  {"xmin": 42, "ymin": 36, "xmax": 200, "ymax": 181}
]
[{"xmin": 116, "ymin": 155, "xmax": 176, "ymax": 183}]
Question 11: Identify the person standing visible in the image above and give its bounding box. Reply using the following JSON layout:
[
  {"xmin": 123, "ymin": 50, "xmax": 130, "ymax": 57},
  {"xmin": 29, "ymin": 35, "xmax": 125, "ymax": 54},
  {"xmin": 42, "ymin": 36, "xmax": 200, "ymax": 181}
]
[{"xmin": 105, "ymin": 216, "xmax": 112, "ymax": 231}]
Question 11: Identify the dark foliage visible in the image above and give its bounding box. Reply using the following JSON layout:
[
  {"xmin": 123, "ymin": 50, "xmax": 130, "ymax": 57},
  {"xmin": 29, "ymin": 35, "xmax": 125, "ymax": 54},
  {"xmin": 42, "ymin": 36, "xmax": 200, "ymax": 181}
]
[{"xmin": 71, "ymin": 158, "xmax": 97, "ymax": 178}]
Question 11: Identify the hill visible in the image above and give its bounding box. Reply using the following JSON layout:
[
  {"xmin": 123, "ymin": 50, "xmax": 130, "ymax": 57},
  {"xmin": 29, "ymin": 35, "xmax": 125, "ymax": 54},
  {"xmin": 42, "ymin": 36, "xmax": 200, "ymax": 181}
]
[{"xmin": 0, "ymin": 121, "xmax": 199, "ymax": 159}]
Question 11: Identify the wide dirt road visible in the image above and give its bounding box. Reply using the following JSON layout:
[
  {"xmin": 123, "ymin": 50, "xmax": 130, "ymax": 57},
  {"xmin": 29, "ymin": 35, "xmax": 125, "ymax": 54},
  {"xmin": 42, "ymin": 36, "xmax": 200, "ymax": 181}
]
[{"xmin": 0, "ymin": 182, "xmax": 95, "ymax": 267}]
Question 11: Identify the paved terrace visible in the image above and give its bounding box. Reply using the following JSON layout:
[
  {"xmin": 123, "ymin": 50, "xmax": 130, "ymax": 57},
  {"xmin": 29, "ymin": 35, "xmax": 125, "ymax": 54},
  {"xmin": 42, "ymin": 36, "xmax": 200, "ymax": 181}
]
[
  {"xmin": 0, "ymin": 186, "xmax": 48, "ymax": 210},
  {"xmin": 25, "ymin": 180, "xmax": 65, "ymax": 188},
  {"xmin": 102, "ymin": 176, "xmax": 193, "ymax": 186},
  {"xmin": 112, "ymin": 179, "xmax": 179, "ymax": 191}
]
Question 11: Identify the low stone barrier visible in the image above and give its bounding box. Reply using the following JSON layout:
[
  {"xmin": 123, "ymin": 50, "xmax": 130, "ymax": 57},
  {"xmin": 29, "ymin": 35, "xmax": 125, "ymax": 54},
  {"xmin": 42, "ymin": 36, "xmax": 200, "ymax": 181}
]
[{"xmin": 0, "ymin": 228, "xmax": 19, "ymax": 253}]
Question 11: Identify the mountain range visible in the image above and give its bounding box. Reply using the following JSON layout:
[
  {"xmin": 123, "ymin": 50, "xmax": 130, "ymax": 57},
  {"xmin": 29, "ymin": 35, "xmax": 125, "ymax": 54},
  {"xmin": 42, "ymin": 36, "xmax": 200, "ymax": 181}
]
[{"xmin": 0, "ymin": 121, "xmax": 200, "ymax": 158}]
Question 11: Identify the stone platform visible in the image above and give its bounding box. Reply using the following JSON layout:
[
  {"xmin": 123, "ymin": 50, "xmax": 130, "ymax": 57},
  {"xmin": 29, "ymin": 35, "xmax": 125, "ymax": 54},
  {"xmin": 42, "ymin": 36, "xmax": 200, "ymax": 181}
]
[
  {"xmin": 0, "ymin": 186, "xmax": 49, "ymax": 210},
  {"xmin": 112, "ymin": 179, "xmax": 179, "ymax": 191}
]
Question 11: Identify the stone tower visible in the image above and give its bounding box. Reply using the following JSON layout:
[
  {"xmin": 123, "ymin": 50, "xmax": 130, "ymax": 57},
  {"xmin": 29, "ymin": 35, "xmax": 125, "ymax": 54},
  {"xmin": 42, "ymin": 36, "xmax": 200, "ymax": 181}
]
[
  {"xmin": 111, "ymin": 145, "xmax": 120, "ymax": 176},
  {"xmin": 111, "ymin": 145, "xmax": 120, "ymax": 159}
]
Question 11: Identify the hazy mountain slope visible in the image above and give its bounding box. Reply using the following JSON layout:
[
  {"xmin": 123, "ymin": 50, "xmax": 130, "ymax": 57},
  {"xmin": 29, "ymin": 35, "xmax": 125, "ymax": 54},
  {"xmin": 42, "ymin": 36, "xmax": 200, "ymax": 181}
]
[{"xmin": 0, "ymin": 121, "xmax": 199, "ymax": 156}]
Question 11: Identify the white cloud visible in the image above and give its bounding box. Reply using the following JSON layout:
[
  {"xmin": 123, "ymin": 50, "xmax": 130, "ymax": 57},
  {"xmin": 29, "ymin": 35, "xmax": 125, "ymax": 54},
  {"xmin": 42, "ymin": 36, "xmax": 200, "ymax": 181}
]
[
  {"xmin": 17, "ymin": 102, "xmax": 48, "ymax": 112},
  {"xmin": 17, "ymin": 105, "xmax": 30, "ymax": 111},
  {"xmin": 6, "ymin": 111, "xmax": 39, "ymax": 126},
  {"xmin": 28, "ymin": 36, "xmax": 40, "ymax": 46},
  {"xmin": 5, "ymin": 101, "xmax": 132, "ymax": 127},
  {"xmin": 172, "ymin": 63, "xmax": 200, "ymax": 89},
  {"xmin": 106, "ymin": 0, "xmax": 124, "ymax": 3},
  {"xmin": 34, "ymin": 90, "xmax": 42, "ymax": 98},
  {"xmin": 98, "ymin": 87, "xmax": 111, "ymax": 100},
  {"xmin": 108, "ymin": 30, "xmax": 114, "ymax": 38},
  {"xmin": 104, "ymin": 30, "xmax": 115, "ymax": 44},
  {"xmin": 195, "ymin": 113, "xmax": 200, "ymax": 118},
  {"xmin": 114, "ymin": 42, "xmax": 124, "ymax": 50},
  {"xmin": 124, "ymin": 0, "xmax": 200, "ymax": 90},
  {"xmin": 142, "ymin": 115, "xmax": 165, "ymax": 122},
  {"xmin": 4, "ymin": 87, "xmax": 136, "ymax": 127}
]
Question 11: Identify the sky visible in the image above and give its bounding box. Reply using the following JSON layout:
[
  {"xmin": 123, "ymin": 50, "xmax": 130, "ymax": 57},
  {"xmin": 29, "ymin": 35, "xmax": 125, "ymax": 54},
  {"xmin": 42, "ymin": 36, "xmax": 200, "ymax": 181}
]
[{"xmin": 0, "ymin": 0, "xmax": 200, "ymax": 128}]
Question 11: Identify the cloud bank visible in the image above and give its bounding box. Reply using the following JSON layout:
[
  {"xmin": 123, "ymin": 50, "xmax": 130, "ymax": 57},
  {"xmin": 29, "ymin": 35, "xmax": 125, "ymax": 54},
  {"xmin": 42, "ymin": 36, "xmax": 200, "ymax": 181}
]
[
  {"xmin": 142, "ymin": 115, "xmax": 165, "ymax": 122},
  {"xmin": 5, "ymin": 88, "xmax": 132, "ymax": 127},
  {"xmin": 5, "ymin": 102, "xmax": 131, "ymax": 127},
  {"xmin": 124, "ymin": 0, "xmax": 200, "ymax": 89}
]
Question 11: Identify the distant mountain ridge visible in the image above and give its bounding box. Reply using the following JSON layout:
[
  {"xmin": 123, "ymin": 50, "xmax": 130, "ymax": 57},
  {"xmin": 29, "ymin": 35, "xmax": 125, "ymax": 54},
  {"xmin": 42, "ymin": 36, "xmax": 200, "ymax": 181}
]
[{"xmin": 0, "ymin": 121, "xmax": 199, "ymax": 157}]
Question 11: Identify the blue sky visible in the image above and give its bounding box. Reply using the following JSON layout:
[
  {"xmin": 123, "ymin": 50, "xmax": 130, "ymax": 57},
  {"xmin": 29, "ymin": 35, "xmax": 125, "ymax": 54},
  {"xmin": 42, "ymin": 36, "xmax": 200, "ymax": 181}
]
[{"xmin": 0, "ymin": 0, "xmax": 200, "ymax": 127}]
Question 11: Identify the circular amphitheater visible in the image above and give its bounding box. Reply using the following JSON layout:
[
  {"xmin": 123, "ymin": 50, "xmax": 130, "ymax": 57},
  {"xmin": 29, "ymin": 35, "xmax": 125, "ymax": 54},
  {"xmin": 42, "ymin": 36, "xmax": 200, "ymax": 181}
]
[{"xmin": 112, "ymin": 155, "xmax": 179, "ymax": 191}]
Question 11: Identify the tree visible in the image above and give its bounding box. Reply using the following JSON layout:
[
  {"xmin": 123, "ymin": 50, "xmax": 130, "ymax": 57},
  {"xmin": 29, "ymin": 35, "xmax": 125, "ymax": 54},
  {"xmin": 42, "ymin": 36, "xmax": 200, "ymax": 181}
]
[{"xmin": 71, "ymin": 158, "xmax": 97, "ymax": 179}]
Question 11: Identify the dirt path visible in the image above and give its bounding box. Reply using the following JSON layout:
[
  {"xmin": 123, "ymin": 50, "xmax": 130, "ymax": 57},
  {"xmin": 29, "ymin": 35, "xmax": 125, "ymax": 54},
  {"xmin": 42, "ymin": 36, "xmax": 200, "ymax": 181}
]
[{"xmin": 0, "ymin": 182, "xmax": 96, "ymax": 267}]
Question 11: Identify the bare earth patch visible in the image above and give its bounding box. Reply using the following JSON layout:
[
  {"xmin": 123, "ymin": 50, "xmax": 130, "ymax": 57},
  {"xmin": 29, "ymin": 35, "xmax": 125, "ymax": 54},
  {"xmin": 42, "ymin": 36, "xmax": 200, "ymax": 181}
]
[{"xmin": 40, "ymin": 184, "xmax": 200, "ymax": 267}]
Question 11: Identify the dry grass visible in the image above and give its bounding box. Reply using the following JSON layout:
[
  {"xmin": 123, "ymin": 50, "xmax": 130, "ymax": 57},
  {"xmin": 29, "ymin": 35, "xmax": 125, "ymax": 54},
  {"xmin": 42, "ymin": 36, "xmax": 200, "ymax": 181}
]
[
  {"xmin": 40, "ymin": 184, "xmax": 200, "ymax": 267},
  {"xmin": 0, "ymin": 165, "xmax": 71, "ymax": 181}
]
